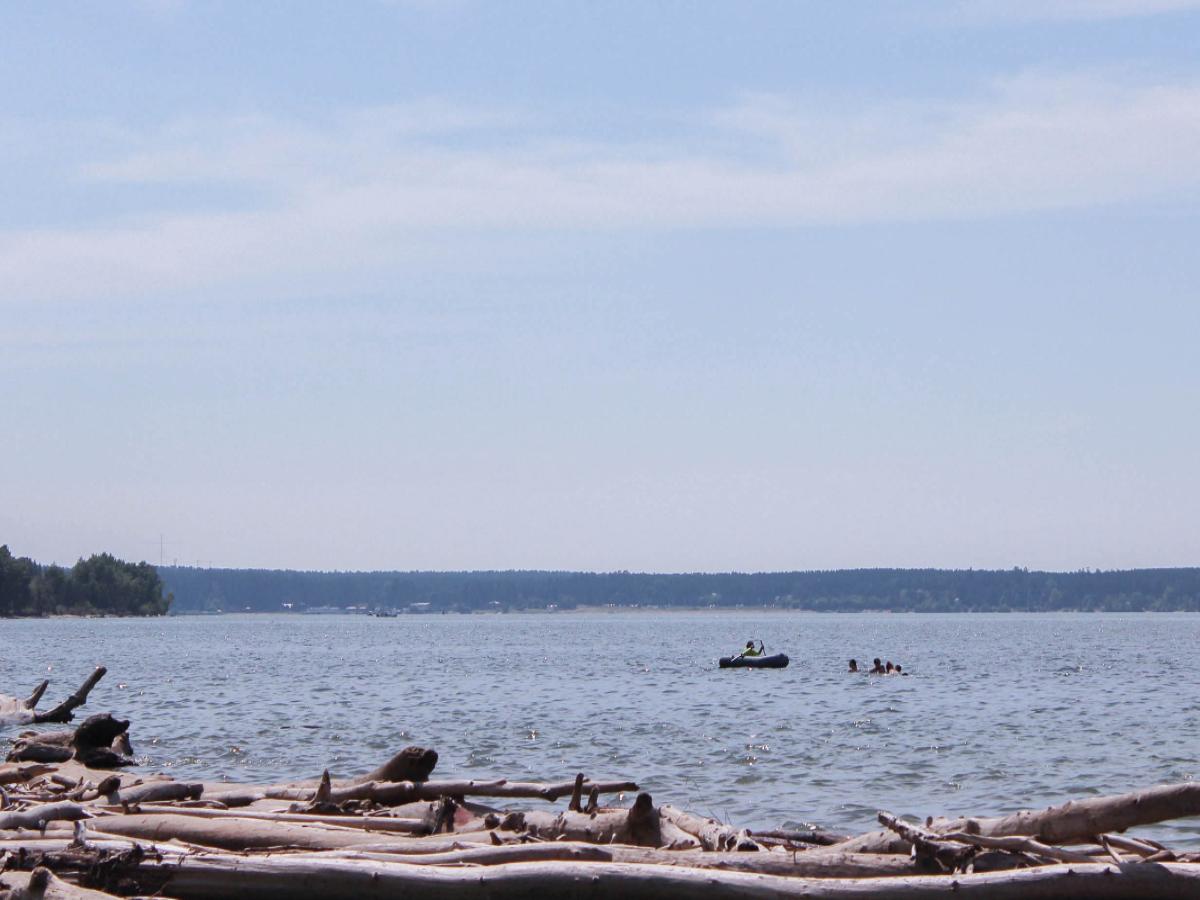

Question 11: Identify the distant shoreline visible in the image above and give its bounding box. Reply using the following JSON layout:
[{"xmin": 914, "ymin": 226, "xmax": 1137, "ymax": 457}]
[
  {"xmin": 159, "ymin": 565, "xmax": 1200, "ymax": 615},
  {"xmin": 5, "ymin": 605, "xmax": 1200, "ymax": 621},
  {"xmin": 152, "ymin": 606, "xmax": 1200, "ymax": 617}
]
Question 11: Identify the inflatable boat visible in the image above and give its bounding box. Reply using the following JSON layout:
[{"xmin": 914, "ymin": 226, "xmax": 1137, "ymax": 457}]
[{"xmin": 719, "ymin": 653, "xmax": 789, "ymax": 669}]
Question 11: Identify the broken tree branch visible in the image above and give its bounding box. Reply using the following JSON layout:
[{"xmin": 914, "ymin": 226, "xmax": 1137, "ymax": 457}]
[{"xmin": 31, "ymin": 669, "xmax": 107, "ymax": 725}]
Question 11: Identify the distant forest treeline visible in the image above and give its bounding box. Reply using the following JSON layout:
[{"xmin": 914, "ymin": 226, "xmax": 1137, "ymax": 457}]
[
  {"xmin": 0, "ymin": 545, "xmax": 171, "ymax": 617},
  {"xmin": 160, "ymin": 566, "xmax": 1200, "ymax": 614}
]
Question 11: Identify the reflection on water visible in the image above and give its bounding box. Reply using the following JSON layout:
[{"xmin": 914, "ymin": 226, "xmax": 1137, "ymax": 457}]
[{"xmin": 1, "ymin": 611, "xmax": 1198, "ymax": 846}]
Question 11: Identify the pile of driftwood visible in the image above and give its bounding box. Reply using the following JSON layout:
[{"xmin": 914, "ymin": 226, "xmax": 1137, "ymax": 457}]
[{"xmin": 2, "ymin": 668, "xmax": 1200, "ymax": 898}]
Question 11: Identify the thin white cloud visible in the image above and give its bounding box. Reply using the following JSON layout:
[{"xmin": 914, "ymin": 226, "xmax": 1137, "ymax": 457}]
[
  {"xmin": 3, "ymin": 71, "xmax": 1200, "ymax": 304},
  {"xmin": 949, "ymin": 0, "xmax": 1200, "ymax": 23}
]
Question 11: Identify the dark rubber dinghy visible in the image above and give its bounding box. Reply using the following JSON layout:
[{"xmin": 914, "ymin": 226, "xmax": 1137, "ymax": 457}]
[{"xmin": 719, "ymin": 653, "xmax": 790, "ymax": 669}]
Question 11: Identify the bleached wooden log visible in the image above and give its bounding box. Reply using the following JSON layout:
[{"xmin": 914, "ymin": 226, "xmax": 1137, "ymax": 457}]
[
  {"xmin": 835, "ymin": 782, "xmax": 1200, "ymax": 857},
  {"xmin": 0, "ymin": 802, "xmax": 91, "ymax": 831},
  {"xmin": 0, "ymin": 866, "xmax": 120, "ymax": 900},
  {"xmin": 319, "ymin": 843, "xmax": 615, "ymax": 866},
  {"xmin": 509, "ymin": 808, "xmax": 632, "ymax": 843},
  {"xmin": 656, "ymin": 818, "xmax": 703, "ymax": 850},
  {"xmin": 659, "ymin": 805, "xmax": 756, "ymax": 851},
  {"xmin": 87, "ymin": 812, "xmax": 501, "ymax": 852},
  {"xmin": 0, "ymin": 836, "xmax": 190, "ymax": 858},
  {"xmin": 928, "ymin": 782, "xmax": 1200, "ymax": 845},
  {"xmin": 878, "ymin": 812, "xmax": 978, "ymax": 871},
  {"xmin": 91, "ymin": 856, "xmax": 1200, "ymax": 900},
  {"xmin": 96, "ymin": 803, "xmax": 428, "ymax": 833},
  {"xmin": 935, "ymin": 829, "xmax": 1095, "ymax": 864},
  {"xmin": 499, "ymin": 779, "xmax": 638, "ymax": 801},
  {"xmin": 0, "ymin": 765, "xmax": 54, "ymax": 786},
  {"xmin": 502, "ymin": 792, "xmax": 682, "ymax": 848},
  {"xmin": 1099, "ymin": 833, "xmax": 1162, "ymax": 858},
  {"xmin": 826, "ymin": 828, "xmax": 912, "ymax": 855},
  {"xmin": 1094, "ymin": 833, "xmax": 1124, "ymax": 865},
  {"xmin": 319, "ymin": 843, "xmax": 921, "ymax": 878},
  {"xmin": 749, "ymin": 827, "xmax": 850, "ymax": 846}
]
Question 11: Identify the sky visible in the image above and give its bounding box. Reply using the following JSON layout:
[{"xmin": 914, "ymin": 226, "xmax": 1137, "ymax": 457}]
[{"xmin": 3, "ymin": 1, "xmax": 1199, "ymax": 573}]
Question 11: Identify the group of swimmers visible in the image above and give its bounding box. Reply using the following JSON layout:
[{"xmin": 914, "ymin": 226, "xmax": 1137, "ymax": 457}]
[{"xmin": 847, "ymin": 658, "xmax": 907, "ymax": 675}]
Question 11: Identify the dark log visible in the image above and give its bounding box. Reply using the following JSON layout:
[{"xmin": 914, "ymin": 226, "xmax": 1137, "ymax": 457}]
[
  {"xmin": 350, "ymin": 746, "xmax": 438, "ymax": 784},
  {"xmin": 31, "ymin": 669, "xmax": 107, "ymax": 725},
  {"xmin": 15, "ymin": 732, "xmax": 73, "ymax": 747},
  {"xmin": 94, "ymin": 776, "xmax": 121, "ymax": 797},
  {"xmin": 70, "ymin": 715, "xmax": 127, "ymax": 753},
  {"xmin": 568, "ymin": 773, "xmax": 584, "ymax": 812},
  {"xmin": 421, "ymin": 797, "xmax": 458, "ymax": 835},
  {"xmin": 6, "ymin": 746, "xmax": 73, "ymax": 765},
  {"xmin": 71, "ymin": 749, "xmax": 131, "ymax": 771},
  {"xmin": 107, "ymin": 782, "xmax": 203, "ymax": 806},
  {"xmin": 289, "ymin": 771, "xmax": 335, "ymax": 814},
  {"xmin": 625, "ymin": 792, "xmax": 661, "ymax": 847},
  {"xmin": 203, "ymin": 789, "xmax": 265, "ymax": 808},
  {"xmin": 22, "ymin": 682, "xmax": 49, "ymax": 710}
]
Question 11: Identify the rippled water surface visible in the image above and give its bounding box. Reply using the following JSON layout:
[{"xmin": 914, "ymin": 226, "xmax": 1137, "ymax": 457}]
[{"xmin": 2, "ymin": 612, "xmax": 1198, "ymax": 846}]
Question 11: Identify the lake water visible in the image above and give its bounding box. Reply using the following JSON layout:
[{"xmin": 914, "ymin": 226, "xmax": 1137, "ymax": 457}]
[{"xmin": 2, "ymin": 612, "xmax": 1198, "ymax": 847}]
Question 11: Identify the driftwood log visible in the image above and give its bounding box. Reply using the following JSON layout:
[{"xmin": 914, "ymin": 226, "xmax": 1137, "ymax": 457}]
[
  {"xmin": 7, "ymin": 684, "xmax": 1200, "ymax": 900},
  {"xmin": 54, "ymin": 855, "xmax": 1200, "ymax": 900},
  {"xmin": 30, "ymin": 669, "xmax": 107, "ymax": 726},
  {"xmin": 6, "ymin": 667, "xmax": 127, "ymax": 771},
  {"xmin": 839, "ymin": 782, "xmax": 1200, "ymax": 856},
  {"xmin": 0, "ymin": 867, "xmax": 118, "ymax": 900},
  {"xmin": 928, "ymin": 782, "xmax": 1200, "ymax": 844}
]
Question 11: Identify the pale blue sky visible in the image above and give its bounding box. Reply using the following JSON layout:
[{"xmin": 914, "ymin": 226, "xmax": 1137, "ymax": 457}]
[{"xmin": 3, "ymin": 1, "xmax": 1198, "ymax": 572}]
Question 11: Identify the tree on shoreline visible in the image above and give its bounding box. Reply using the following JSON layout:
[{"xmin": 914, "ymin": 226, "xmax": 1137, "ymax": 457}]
[{"xmin": 0, "ymin": 546, "xmax": 171, "ymax": 617}]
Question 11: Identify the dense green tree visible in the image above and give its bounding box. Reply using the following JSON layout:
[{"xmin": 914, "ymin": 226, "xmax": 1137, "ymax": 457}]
[{"xmin": 0, "ymin": 546, "xmax": 170, "ymax": 617}]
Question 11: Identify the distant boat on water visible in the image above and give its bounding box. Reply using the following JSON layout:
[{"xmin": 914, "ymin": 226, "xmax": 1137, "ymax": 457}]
[{"xmin": 719, "ymin": 653, "xmax": 790, "ymax": 669}]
